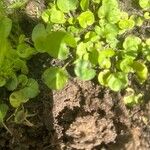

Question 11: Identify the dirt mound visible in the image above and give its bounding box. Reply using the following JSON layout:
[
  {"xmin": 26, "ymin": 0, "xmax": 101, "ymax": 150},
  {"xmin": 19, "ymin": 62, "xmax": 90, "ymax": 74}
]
[{"xmin": 52, "ymin": 79, "xmax": 132, "ymax": 149}]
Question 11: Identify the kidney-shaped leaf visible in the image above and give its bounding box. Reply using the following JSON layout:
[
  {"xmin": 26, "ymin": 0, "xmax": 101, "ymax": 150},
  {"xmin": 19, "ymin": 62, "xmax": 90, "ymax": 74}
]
[
  {"xmin": 74, "ymin": 59, "xmax": 96, "ymax": 80},
  {"xmin": 57, "ymin": 0, "xmax": 78, "ymax": 13},
  {"xmin": 42, "ymin": 67, "xmax": 68, "ymax": 90},
  {"xmin": 123, "ymin": 35, "xmax": 141, "ymax": 51},
  {"xmin": 107, "ymin": 72, "xmax": 128, "ymax": 91},
  {"xmin": 132, "ymin": 61, "xmax": 148, "ymax": 83},
  {"xmin": 9, "ymin": 78, "xmax": 39, "ymax": 108},
  {"xmin": 10, "ymin": 91, "xmax": 29, "ymax": 108},
  {"xmin": 78, "ymin": 11, "xmax": 95, "ymax": 28},
  {"xmin": 98, "ymin": 70, "xmax": 111, "ymax": 86}
]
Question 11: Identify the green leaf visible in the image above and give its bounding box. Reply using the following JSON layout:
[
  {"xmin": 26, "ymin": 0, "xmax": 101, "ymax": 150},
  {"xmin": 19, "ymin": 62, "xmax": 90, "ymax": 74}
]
[
  {"xmin": 9, "ymin": 78, "xmax": 39, "ymax": 108},
  {"xmin": 32, "ymin": 26, "xmax": 76, "ymax": 60},
  {"xmin": 144, "ymin": 12, "xmax": 150, "ymax": 19},
  {"xmin": 123, "ymin": 88, "xmax": 143, "ymax": 106},
  {"xmin": 119, "ymin": 58, "xmax": 134, "ymax": 73},
  {"xmin": 42, "ymin": 67, "xmax": 68, "ymax": 90},
  {"xmin": 18, "ymin": 74, "xmax": 28, "ymax": 87},
  {"xmin": 0, "ymin": 77, "xmax": 6, "ymax": 87},
  {"xmin": 45, "ymin": 31, "xmax": 70, "ymax": 60},
  {"xmin": 78, "ymin": 11, "xmax": 95, "ymax": 28},
  {"xmin": 99, "ymin": 58, "xmax": 111, "ymax": 69},
  {"xmin": 41, "ymin": 9, "xmax": 51, "ymax": 23},
  {"xmin": 88, "ymin": 48, "xmax": 99, "ymax": 65},
  {"xmin": 98, "ymin": 49, "xmax": 115, "ymax": 68},
  {"xmin": 80, "ymin": 0, "xmax": 89, "ymax": 11},
  {"xmin": 98, "ymin": 70, "xmax": 111, "ymax": 86},
  {"xmin": 76, "ymin": 42, "xmax": 87, "ymax": 57},
  {"xmin": 74, "ymin": 59, "xmax": 96, "ymax": 80},
  {"xmin": 99, "ymin": 49, "xmax": 115, "ymax": 58},
  {"xmin": 98, "ymin": 0, "xmax": 120, "ymax": 24},
  {"xmin": 10, "ymin": 91, "xmax": 29, "ymax": 108},
  {"xmin": 32, "ymin": 24, "xmax": 47, "ymax": 53},
  {"xmin": 13, "ymin": 59, "xmax": 28, "ymax": 74},
  {"xmin": 57, "ymin": 0, "xmax": 78, "ymax": 13},
  {"xmin": 118, "ymin": 19, "xmax": 135, "ymax": 30},
  {"xmin": 0, "ymin": 17, "xmax": 12, "ymax": 38},
  {"xmin": 14, "ymin": 110, "xmax": 26, "ymax": 124},
  {"xmin": 132, "ymin": 61, "xmax": 148, "ymax": 83},
  {"xmin": 17, "ymin": 43, "xmax": 36, "ymax": 59},
  {"xmin": 123, "ymin": 35, "xmax": 141, "ymax": 51},
  {"xmin": 139, "ymin": 0, "xmax": 150, "ymax": 9},
  {"xmin": 50, "ymin": 7, "xmax": 66, "ymax": 24},
  {"xmin": 23, "ymin": 78, "xmax": 39, "ymax": 99},
  {"xmin": 5, "ymin": 74, "xmax": 18, "ymax": 91},
  {"xmin": 96, "ymin": 24, "xmax": 119, "ymax": 40},
  {"xmin": 63, "ymin": 33, "xmax": 77, "ymax": 48},
  {"xmin": 0, "ymin": 104, "xmax": 8, "ymax": 122},
  {"xmin": 107, "ymin": 72, "xmax": 128, "ymax": 91}
]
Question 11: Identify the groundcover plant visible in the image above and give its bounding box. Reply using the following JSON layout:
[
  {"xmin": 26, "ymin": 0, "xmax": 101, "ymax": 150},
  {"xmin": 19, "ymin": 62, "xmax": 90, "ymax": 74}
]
[{"xmin": 0, "ymin": 0, "xmax": 149, "ymax": 132}]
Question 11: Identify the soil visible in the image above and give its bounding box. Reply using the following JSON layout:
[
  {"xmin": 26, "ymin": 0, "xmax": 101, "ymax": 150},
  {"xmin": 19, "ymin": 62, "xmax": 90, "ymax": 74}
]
[{"xmin": 0, "ymin": 0, "xmax": 150, "ymax": 150}]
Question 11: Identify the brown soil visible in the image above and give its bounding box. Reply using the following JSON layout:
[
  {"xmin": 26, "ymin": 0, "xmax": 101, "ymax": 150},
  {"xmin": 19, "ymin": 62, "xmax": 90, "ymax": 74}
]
[
  {"xmin": 1, "ymin": 75, "xmax": 150, "ymax": 150},
  {"xmin": 0, "ymin": 0, "xmax": 150, "ymax": 150}
]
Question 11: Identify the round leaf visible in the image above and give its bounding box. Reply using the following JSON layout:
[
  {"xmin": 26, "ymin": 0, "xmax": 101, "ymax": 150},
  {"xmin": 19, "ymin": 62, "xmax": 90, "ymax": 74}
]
[
  {"xmin": 42, "ymin": 67, "xmax": 68, "ymax": 90},
  {"xmin": 57, "ymin": 0, "xmax": 78, "ymax": 13},
  {"xmin": 132, "ymin": 61, "xmax": 148, "ymax": 83},
  {"xmin": 50, "ymin": 7, "xmax": 66, "ymax": 24},
  {"xmin": 10, "ymin": 91, "xmax": 29, "ymax": 108},
  {"xmin": 123, "ymin": 35, "xmax": 141, "ymax": 51},
  {"xmin": 74, "ymin": 59, "xmax": 96, "ymax": 80},
  {"xmin": 78, "ymin": 11, "xmax": 95, "ymax": 28},
  {"xmin": 107, "ymin": 72, "xmax": 128, "ymax": 91},
  {"xmin": 98, "ymin": 70, "xmax": 111, "ymax": 86},
  {"xmin": 119, "ymin": 58, "xmax": 133, "ymax": 73}
]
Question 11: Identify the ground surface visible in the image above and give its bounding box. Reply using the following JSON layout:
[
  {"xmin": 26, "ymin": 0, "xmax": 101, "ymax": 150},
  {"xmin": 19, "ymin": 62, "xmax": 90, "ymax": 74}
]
[
  {"xmin": 0, "ymin": 0, "xmax": 150, "ymax": 150},
  {"xmin": 0, "ymin": 54, "xmax": 150, "ymax": 150}
]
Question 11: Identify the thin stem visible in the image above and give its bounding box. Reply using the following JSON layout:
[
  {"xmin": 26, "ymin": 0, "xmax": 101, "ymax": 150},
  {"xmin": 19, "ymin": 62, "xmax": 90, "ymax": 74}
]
[{"xmin": 2, "ymin": 122, "xmax": 12, "ymax": 135}]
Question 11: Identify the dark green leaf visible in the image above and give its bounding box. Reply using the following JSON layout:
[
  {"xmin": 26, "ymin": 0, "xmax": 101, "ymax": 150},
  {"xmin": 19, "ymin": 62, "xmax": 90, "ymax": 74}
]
[{"xmin": 0, "ymin": 104, "xmax": 8, "ymax": 122}]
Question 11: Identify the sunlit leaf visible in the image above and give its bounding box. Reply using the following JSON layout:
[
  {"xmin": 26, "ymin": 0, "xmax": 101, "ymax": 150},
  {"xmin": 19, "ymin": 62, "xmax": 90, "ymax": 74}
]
[
  {"xmin": 107, "ymin": 72, "xmax": 128, "ymax": 91},
  {"xmin": 74, "ymin": 59, "xmax": 96, "ymax": 80},
  {"xmin": 98, "ymin": 70, "xmax": 111, "ymax": 86},
  {"xmin": 132, "ymin": 61, "xmax": 148, "ymax": 83},
  {"xmin": 50, "ymin": 7, "xmax": 66, "ymax": 24},
  {"xmin": 57, "ymin": 0, "xmax": 78, "ymax": 13},
  {"xmin": 42, "ymin": 67, "xmax": 68, "ymax": 90},
  {"xmin": 80, "ymin": 0, "xmax": 89, "ymax": 11},
  {"xmin": 78, "ymin": 11, "xmax": 95, "ymax": 28}
]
